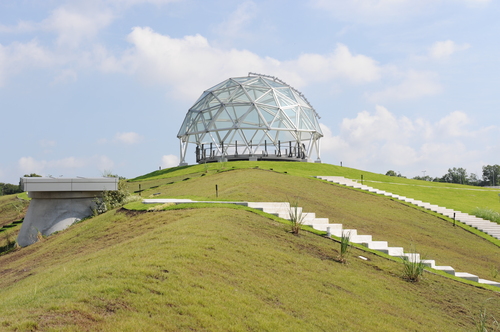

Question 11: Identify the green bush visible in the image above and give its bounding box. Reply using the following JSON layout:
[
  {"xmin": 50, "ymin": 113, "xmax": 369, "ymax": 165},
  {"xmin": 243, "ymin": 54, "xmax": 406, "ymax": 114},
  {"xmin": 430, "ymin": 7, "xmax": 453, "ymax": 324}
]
[
  {"xmin": 401, "ymin": 249, "xmax": 425, "ymax": 282},
  {"xmin": 471, "ymin": 207, "xmax": 500, "ymax": 224},
  {"xmin": 288, "ymin": 198, "xmax": 305, "ymax": 235},
  {"xmin": 337, "ymin": 231, "xmax": 351, "ymax": 264}
]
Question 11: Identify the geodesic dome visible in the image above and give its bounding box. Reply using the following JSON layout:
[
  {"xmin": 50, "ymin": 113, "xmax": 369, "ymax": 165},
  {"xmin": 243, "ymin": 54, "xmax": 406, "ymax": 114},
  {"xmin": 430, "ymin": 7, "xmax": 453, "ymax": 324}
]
[{"xmin": 177, "ymin": 73, "xmax": 323, "ymax": 165}]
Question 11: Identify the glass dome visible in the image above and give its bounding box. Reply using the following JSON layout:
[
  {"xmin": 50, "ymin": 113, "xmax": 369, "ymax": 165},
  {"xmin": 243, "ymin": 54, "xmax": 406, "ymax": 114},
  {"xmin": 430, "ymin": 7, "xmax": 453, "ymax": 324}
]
[{"xmin": 177, "ymin": 73, "xmax": 323, "ymax": 165}]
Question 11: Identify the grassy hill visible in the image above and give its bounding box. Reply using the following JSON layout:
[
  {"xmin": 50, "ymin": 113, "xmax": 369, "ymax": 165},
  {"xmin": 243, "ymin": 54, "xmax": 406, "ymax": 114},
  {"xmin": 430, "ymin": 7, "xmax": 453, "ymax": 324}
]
[{"xmin": 0, "ymin": 161, "xmax": 499, "ymax": 331}]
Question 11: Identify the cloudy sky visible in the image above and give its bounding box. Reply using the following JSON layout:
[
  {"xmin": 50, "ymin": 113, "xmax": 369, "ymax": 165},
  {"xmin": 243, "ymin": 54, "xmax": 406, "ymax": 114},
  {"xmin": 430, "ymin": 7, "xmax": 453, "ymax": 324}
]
[{"xmin": 0, "ymin": 0, "xmax": 498, "ymax": 183}]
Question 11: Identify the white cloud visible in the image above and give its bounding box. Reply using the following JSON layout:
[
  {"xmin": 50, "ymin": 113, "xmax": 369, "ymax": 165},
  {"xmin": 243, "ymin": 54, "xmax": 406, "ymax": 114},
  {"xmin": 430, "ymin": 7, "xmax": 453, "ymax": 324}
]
[
  {"xmin": 42, "ymin": 7, "xmax": 114, "ymax": 48},
  {"xmin": 215, "ymin": 1, "xmax": 258, "ymax": 39},
  {"xmin": 319, "ymin": 107, "xmax": 496, "ymax": 177},
  {"xmin": 294, "ymin": 44, "xmax": 381, "ymax": 84},
  {"xmin": 0, "ymin": 40, "xmax": 54, "ymax": 86},
  {"xmin": 0, "ymin": 21, "xmax": 36, "ymax": 33},
  {"xmin": 114, "ymin": 132, "xmax": 143, "ymax": 144},
  {"xmin": 161, "ymin": 154, "xmax": 179, "ymax": 168},
  {"xmin": 108, "ymin": 28, "xmax": 382, "ymax": 100},
  {"xmin": 428, "ymin": 40, "xmax": 470, "ymax": 60},
  {"xmin": 367, "ymin": 70, "xmax": 442, "ymax": 102}
]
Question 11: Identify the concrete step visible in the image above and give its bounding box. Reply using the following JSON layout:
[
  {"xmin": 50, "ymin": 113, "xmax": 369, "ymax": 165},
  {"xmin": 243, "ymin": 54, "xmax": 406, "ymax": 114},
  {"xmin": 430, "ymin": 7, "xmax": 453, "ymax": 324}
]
[
  {"xmin": 247, "ymin": 202, "xmax": 290, "ymax": 209},
  {"xmin": 455, "ymin": 272, "xmax": 479, "ymax": 282},
  {"xmin": 434, "ymin": 266, "xmax": 455, "ymax": 275},
  {"xmin": 478, "ymin": 279, "xmax": 500, "ymax": 288},
  {"xmin": 330, "ymin": 229, "xmax": 358, "ymax": 237},
  {"xmin": 402, "ymin": 253, "xmax": 421, "ymax": 262},
  {"xmin": 378, "ymin": 247, "xmax": 405, "ymax": 256},
  {"xmin": 421, "ymin": 259, "xmax": 436, "ymax": 268},
  {"xmin": 362, "ymin": 241, "xmax": 388, "ymax": 250},
  {"xmin": 310, "ymin": 223, "xmax": 343, "ymax": 232},
  {"xmin": 350, "ymin": 234, "xmax": 373, "ymax": 243}
]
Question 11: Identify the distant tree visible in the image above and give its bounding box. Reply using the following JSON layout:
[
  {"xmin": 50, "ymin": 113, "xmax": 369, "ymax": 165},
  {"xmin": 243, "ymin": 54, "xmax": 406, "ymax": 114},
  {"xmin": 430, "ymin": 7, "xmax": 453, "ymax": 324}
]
[
  {"xmin": 468, "ymin": 172, "xmax": 482, "ymax": 187},
  {"xmin": 412, "ymin": 175, "xmax": 435, "ymax": 182},
  {"xmin": 0, "ymin": 183, "xmax": 22, "ymax": 196},
  {"xmin": 23, "ymin": 173, "xmax": 42, "ymax": 177},
  {"xmin": 440, "ymin": 167, "xmax": 469, "ymax": 185},
  {"xmin": 385, "ymin": 170, "xmax": 406, "ymax": 178},
  {"xmin": 482, "ymin": 164, "xmax": 500, "ymax": 186}
]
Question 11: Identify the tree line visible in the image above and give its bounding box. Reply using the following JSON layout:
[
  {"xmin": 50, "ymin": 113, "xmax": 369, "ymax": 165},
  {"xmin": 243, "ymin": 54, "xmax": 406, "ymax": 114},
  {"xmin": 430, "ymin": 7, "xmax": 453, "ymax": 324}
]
[
  {"xmin": 0, "ymin": 173, "xmax": 41, "ymax": 196},
  {"xmin": 386, "ymin": 165, "xmax": 500, "ymax": 187}
]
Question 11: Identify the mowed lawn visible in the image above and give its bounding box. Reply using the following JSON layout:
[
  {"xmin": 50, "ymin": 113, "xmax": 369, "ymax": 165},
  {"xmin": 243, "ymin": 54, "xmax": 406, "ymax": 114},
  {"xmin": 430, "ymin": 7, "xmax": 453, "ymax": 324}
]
[
  {"xmin": 0, "ymin": 208, "xmax": 499, "ymax": 331},
  {"xmin": 130, "ymin": 167, "xmax": 500, "ymax": 283}
]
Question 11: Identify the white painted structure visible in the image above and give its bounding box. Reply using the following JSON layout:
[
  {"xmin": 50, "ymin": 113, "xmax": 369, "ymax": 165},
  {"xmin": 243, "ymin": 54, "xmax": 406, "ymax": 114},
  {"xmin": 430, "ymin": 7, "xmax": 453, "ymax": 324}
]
[{"xmin": 18, "ymin": 177, "xmax": 118, "ymax": 247}]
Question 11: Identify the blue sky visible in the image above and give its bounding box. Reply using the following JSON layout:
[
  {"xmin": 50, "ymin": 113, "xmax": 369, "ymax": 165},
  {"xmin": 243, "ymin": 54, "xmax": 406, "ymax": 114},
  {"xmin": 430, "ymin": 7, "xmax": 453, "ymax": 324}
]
[{"xmin": 0, "ymin": 0, "xmax": 498, "ymax": 183}]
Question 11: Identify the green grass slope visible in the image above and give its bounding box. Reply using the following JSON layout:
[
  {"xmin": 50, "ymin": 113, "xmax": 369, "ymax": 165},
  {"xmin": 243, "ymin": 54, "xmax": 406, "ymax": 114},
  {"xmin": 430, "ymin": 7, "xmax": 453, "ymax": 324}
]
[
  {"xmin": 0, "ymin": 208, "xmax": 499, "ymax": 331},
  {"xmin": 132, "ymin": 161, "xmax": 500, "ymax": 215},
  {"xmin": 1, "ymin": 161, "xmax": 499, "ymax": 331},
  {"xmin": 128, "ymin": 164, "xmax": 500, "ymax": 282},
  {"xmin": 0, "ymin": 194, "xmax": 28, "ymax": 251}
]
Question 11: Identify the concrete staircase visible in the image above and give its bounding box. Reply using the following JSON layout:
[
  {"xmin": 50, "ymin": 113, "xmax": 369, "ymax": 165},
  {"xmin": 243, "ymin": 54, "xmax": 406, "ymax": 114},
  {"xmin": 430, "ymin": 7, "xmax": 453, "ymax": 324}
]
[
  {"xmin": 246, "ymin": 201, "xmax": 500, "ymax": 288},
  {"xmin": 143, "ymin": 198, "xmax": 500, "ymax": 288},
  {"xmin": 315, "ymin": 176, "xmax": 500, "ymax": 240}
]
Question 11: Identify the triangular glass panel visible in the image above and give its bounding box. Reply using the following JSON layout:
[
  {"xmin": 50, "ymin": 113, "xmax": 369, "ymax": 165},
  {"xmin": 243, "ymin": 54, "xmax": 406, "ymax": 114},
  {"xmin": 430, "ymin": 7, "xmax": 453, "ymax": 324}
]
[
  {"xmin": 207, "ymin": 79, "xmax": 231, "ymax": 92},
  {"xmin": 231, "ymin": 105, "xmax": 251, "ymax": 120},
  {"xmin": 256, "ymin": 107, "xmax": 275, "ymax": 127},
  {"xmin": 213, "ymin": 88, "xmax": 233, "ymax": 103},
  {"xmin": 293, "ymin": 90, "xmax": 310, "ymax": 108},
  {"xmin": 214, "ymin": 108, "xmax": 235, "ymax": 125},
  {"xmin": 276, "ymin": 88, "xmax": 297, "ymax": 102},
  {"xmin": 229, "ymin": 87, "xmax": 252, "ymax": 103},
  {"xmin": 301, "ymin": 108, "xmax": 315, "ymax": 122},
  {"xmin": 264, "ymin": 78, "xmax": 286, "ymax": 88},
  {"xmin": 274, "ymin": 130, "xmax": 295, "ymax": 142},
  {"xmin": 283, "ymin": 107, "xmax": 297, "ymax": 126},
  {"xmin": 271, "ymin": 111, "xmax": 294, "ymax": 129},
  {"xmin": 244, "ymin": 87, "xmax": 269, "ymax": 101},
  {"xmin": 255, "ymin": 91, "xmax": 278, "ymax": 107},
  {"xmin": 195, "ymin": 119, "xmax": 207, "ymax": 133},
  {"xmin": 208, "ymin": 94, "xmax": 222, "ymax": 107},
  {"xmin": 239, "ymin": 109, "xmax": 261, "ymax": 127},
  {"xmin": 241, "ymin": 129, "xmax": 260, "ymax": 143},
  {"xmin": 231, "ymin": 130, "xmax": 248, "ymax": 146},
  {"xmin": 178, "ymin": 111, "xmax": 197, "ymax": 136},
  {"xmin": 191, "ymin": 97, "xmax": 207, "ymax": 111},
  {"xmin": 186, "ymin": 112, "xmax": 203, "ymax": 133},
  {"xmin": 245, "ymin": 77, "xmax": 269, "ymax": 88},
  {"xmin": 232, "ymin": 76, "xmax": 254, "ymax": 84},
  {"xmin": 276, "ymin": 93, "xmax": 295, "ymax": 107},
  {"xmin": 299, "ymin": 113, "xmax": 314, "ymax": 131}
]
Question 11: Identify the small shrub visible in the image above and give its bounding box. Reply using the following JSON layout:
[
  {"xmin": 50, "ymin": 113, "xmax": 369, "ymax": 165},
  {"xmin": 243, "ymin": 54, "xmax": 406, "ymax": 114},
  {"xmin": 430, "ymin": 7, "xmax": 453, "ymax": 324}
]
[
  {"xmin": 337, "ymin": 231, "xmax": 351, "ymax": 264},
  {"xmin": 471, "ymin": 207, "xmax": 500, "ymax": 224},
  {"xmin": 401, "ymin": 248, "xmax": 425, "ymax": 282},
  {"xmin": 288, "ymin": 198, "xmax": 306, "ymax": 235},
  {"xmin": 472, "ymin": 302, "xmax": 499, "ymax": 332},
  {"xmin": 93, "ymin": 179, "xmax": 132, "ymax": 215},
  {"xmin": 147, "ymin": 202, "xmax": 175, "ymax": 212}
]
